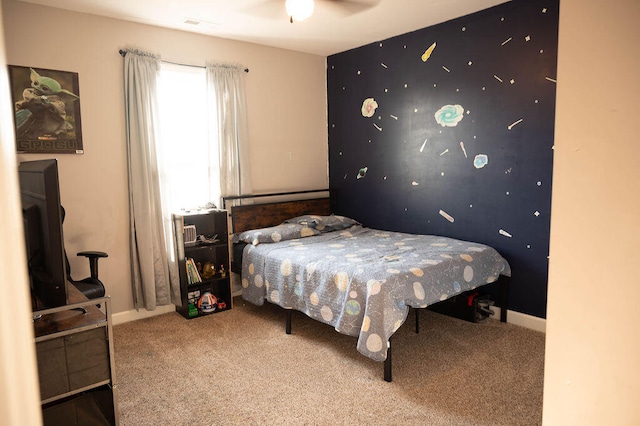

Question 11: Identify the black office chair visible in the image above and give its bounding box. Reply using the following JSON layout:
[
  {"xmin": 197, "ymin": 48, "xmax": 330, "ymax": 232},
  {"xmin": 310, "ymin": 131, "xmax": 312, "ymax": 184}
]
[{"xmin": 61, "ymin": 206, "xmax": 107, "ymax": 300}]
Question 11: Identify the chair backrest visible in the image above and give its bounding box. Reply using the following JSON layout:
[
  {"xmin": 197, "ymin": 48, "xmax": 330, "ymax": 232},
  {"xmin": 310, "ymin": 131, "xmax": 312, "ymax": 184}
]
[{"xmin": 60, "ymin": 206, "xmax": 73, "ymax": 281}]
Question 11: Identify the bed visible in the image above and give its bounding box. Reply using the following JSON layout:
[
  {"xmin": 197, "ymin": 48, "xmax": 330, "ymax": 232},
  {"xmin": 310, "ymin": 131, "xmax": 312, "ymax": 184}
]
[{"xmin": 224, "ymin": 192, "xmax": 511, "ymax": 382}]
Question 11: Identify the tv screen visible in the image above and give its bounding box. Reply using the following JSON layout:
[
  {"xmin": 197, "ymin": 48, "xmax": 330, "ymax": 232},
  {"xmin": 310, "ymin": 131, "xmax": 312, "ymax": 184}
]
[{"xmin": 18, "ymin": 159, "xmax": 68, "ymax": 310}]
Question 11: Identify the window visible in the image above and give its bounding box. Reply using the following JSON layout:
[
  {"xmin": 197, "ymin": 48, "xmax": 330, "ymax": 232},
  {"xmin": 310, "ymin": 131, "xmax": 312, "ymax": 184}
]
[{"xmin": 156, "ymin": 63, "xmax": 221, "ymax": 212}]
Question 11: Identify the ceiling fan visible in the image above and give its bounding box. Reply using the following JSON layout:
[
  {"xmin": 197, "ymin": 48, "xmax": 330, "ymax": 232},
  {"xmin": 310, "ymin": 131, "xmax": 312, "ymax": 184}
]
[{"xmin": 249, "ymin": 0, "xmax": 380, "ymax": 23}]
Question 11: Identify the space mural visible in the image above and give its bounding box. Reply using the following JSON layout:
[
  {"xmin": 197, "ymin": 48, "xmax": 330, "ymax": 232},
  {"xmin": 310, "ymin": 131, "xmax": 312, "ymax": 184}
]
[{"xmin": 327, "ymin": 0, "xmax": 558, "ymax": 318}]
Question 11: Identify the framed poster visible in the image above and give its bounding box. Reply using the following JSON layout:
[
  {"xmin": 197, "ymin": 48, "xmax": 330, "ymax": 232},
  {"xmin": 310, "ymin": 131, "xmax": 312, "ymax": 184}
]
[{"xmin": 8, "ymin": 65, "xmax": 84, "ymax": 154}]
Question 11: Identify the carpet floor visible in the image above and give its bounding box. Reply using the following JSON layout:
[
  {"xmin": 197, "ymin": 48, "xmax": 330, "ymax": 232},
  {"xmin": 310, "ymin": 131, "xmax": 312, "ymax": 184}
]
[{"xmin": 113, "ymin": 298, "xmax": 544, "ymax": 425}]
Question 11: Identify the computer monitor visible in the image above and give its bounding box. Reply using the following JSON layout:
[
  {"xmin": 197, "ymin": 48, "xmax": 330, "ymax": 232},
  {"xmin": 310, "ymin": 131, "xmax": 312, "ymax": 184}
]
[{"xmin": 18, "ymin": 159, "xmax": 68, "ymax": 310}]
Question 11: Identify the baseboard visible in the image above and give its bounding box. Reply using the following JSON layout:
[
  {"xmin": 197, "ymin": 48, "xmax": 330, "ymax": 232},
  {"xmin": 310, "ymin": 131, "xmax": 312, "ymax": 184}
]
[
  {"xmin": 109, "ymin": 302, "xmax": 546, "ymax": 333},
  {"xmin": 493, "ymin": 307, "xmax": 546, "ymax": 333},
  {"xmin": 112, "ymin": 304, "xmax": 176, "ymax": 326}
]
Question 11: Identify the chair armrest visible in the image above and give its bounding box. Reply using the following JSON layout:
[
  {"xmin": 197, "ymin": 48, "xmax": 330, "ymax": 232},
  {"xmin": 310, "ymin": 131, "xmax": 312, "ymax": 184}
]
[
  {"xmin": 77, "ymin": 251, "xmax": 108, "ymax": 279},
  {"xmin": 77, "ymin": 251, "xmax": 108, "ymax": 259}
]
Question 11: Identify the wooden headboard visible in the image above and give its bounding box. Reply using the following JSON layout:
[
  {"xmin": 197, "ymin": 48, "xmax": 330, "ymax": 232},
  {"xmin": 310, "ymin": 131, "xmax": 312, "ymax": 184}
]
[{"xmin": 229, "ymin": 197, "xmax": 331, "ymax": 234}]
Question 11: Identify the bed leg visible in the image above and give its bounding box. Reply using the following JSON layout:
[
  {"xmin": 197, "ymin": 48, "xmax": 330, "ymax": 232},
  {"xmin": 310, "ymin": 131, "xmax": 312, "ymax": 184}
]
[
  {"xmin": 415, "ymin": 309, "xmax": 420, "ymax": 334},
  {"xmin": 384, "ymin": 338, "xmax": 392, "ymax": 382},
  {"xmin": 499, "ymin": 275, "xmax": 509, "ymax": 323},
  {"xmin": 285, "ymin": 309, "xmax": 292, "ymax": 334}
]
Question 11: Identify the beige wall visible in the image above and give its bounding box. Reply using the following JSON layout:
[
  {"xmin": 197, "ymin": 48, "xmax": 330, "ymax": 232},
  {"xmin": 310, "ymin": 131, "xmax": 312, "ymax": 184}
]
[
  {"xmin": 2, "ymin": 0, "xmax": 328, "ymax": 314},
  {"xmin": 544, "ymin": 0, "xmax": 640, "ymax": 423}
]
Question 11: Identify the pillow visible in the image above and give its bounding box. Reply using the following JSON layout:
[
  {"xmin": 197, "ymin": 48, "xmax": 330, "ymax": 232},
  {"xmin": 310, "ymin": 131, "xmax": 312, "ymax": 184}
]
[
  {"xmin": 232, "ymin": 223, "xmax": 320, "ymax": 246},
  {"xmin": 284, "ymin": 214, "xmax": 360, "ymax": 232},
  {"xmin": 283, "ymin": 215, "xmax": 322, "ymax": 227}
]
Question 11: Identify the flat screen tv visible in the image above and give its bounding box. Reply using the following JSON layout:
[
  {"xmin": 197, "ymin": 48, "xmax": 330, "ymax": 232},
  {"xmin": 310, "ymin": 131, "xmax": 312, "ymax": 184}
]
[{"xmin": 18, "ymin": 159, "xmax": 68, "ymax": 311}]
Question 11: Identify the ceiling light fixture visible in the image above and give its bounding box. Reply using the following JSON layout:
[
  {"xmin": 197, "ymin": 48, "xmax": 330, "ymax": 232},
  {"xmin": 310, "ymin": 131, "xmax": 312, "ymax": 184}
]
[{"xmin": 286, "ymin": 0, "xmax": 314, "ymax": 23}]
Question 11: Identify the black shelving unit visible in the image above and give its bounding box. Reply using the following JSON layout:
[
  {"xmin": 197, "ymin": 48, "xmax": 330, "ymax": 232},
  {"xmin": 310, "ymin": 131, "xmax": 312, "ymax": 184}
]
[{"xmin": 173, "ymin": 210, "xmax": 232, "ymax": 319}]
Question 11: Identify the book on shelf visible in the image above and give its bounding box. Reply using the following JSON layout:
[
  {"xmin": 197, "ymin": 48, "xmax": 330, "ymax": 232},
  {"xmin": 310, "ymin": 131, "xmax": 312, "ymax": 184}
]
[{"xmin": 185, "ymin": 257, "xmax": 202, "ymax": 284}]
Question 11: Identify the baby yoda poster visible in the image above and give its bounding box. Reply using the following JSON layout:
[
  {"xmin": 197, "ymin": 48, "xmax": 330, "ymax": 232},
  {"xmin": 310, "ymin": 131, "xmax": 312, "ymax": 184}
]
[{"xmin": 8, "ymin": 66, "xmax": 83, "ymax": 154}]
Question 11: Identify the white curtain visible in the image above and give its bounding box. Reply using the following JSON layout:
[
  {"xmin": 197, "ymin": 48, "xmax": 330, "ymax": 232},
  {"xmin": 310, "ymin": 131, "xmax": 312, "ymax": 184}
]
[
  {"xmin": 206, "ymin": 63, "xmax": 252, "ymax": 203},
  {"xmin": 123, "ymin": 49, "xmax": 180, "ymax": 310}
]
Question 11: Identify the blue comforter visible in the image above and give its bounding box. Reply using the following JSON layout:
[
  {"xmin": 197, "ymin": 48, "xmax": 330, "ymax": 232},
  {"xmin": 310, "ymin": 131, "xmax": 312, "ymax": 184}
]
[{"xmin": 239, "ymin": 224, "xmax": 511, "ymax": 362}]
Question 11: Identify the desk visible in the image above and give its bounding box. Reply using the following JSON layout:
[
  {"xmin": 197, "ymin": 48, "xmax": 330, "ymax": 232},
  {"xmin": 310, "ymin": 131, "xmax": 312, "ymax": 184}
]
[
  {"xmin": 34, "ymin": 284, "xmax": 104, "ymax": 336},
  {"xmin": 34, "ymin": 284, "xmax": 118, "ymax": 425}
]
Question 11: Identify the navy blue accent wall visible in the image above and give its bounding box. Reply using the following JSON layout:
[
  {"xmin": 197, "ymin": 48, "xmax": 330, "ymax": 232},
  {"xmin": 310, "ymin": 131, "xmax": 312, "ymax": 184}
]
[{"xmin": 327, "ymin": 0, "xmax": 558, "ymax": 318}]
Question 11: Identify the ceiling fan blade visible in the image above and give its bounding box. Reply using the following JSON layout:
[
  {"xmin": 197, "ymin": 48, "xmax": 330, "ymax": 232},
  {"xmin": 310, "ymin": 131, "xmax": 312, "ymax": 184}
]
[
  {"xmin": 242, "ymin": 0, "xmax": 286, "ymax": 20},
  {"xmin": 242, "ymin": 0, "xmax": 380, "ymax": 20},
  {"xmin": 319, "ymin": 0, "xmax": 381, "ymax": 16}
]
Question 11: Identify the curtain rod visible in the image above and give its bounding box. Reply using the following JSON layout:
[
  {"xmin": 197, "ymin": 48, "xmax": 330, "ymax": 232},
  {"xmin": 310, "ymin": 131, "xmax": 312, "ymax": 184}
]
[{"xmin": 118, "ymin": 49, "xmax": 249, "ymax": 73}]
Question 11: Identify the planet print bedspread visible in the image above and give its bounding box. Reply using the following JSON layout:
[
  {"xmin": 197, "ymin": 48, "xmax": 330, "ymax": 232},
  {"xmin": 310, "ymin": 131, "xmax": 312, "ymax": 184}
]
[{"xmin": 239, "ymin": 225, "xmax": 511, "ymax": 362}]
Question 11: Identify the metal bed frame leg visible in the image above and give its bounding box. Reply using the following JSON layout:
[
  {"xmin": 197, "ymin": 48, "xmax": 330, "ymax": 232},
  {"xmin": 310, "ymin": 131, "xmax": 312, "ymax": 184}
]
[
  {"xmin": 499, "ymin": 276, "xmax": 509, "ymax": 323},
  {"xmin": 385, "ymin": 276, "xmax": 508, "ymax": 382},
  {"xmin": 285, "ymin": 306, "xmax": 395, "ymax": 382},
  {"xmin": 384, "ymin": 337, "xmax": 392, "ymax": 382},
  {"xmin": 285, "ymin": 309, "xmax": 292, "ymax": 334}
]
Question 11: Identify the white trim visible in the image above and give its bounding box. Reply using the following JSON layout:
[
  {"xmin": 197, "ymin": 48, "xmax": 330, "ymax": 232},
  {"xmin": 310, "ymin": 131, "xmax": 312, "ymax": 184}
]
[
  {"xmin": 110, "ymin": 303, "xmax": 547, "ymax": 333},
  {"xmin": 112, "ymin": 304, "xmax": 176, "ymax": 325},
  {"xmin": 493, "ymin": 307, "xmax": 546, "ymax": 333}
]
